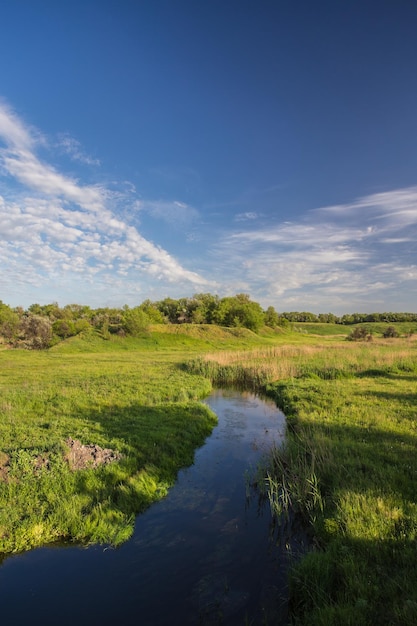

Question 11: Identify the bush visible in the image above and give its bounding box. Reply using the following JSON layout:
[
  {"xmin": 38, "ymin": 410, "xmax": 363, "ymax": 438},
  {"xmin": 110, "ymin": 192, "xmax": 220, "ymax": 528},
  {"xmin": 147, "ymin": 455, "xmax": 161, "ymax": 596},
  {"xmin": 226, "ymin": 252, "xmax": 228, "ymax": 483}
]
[
  {"xmin": 52, "ymin": 319, "xmax": 77, "ymax": 339},
  {"xmin": 0, "ymin": 301, "xmax": 20, "ymax": 342},
  {"xmin": 19, "ymin": 314, "xmax": 53, "ymax": 349},
  {"xmin": 383, "ymin": 326, "xmax": 399, "ymax": 338},
  {"xmin": 122, "ymin": 307, "xmax": 150, "ymax": 336},
  {"xmin": 347, "ymin": 326, "xmax": 373, "ymax": 342}
]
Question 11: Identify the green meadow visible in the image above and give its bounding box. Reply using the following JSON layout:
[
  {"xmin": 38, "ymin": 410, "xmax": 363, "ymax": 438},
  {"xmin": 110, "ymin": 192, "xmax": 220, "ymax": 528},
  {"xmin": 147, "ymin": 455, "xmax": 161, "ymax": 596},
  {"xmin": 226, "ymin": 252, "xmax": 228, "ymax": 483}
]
[
  {"xmin": 1, "ymin": 322, "xmax": 417, "ymax": 625},
  {"xmin": 0, "ymin": 330, "xmax": 216, "ymax": 554}
]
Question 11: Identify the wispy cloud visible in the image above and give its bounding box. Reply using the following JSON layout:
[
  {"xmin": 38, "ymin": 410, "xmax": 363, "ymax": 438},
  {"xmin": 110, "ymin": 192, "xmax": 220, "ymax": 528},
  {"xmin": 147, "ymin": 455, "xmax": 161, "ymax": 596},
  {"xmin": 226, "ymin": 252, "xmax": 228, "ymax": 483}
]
[
  {"xmin": 137, "ymin": 199, "xmax": 199, "ymax": 225},
  {"xmin": 234, "ymin": 211, "xmax": 260, "ymax": 221},
  {"xmin": 56, "ymin": 133, "xmax": 100, "ymax": 166},
  {"xmin": 214, "ymin": 188, "xmax": 417, "ymax": 312},
  {"xmin": 0, "ymin": 102, "xmax": 211, "ymax": 306}
]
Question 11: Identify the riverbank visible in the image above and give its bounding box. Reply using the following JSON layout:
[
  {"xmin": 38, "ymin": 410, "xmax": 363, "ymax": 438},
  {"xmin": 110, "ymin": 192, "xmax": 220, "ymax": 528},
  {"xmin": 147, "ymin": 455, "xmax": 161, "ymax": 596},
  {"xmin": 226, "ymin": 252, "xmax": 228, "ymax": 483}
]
[
  {"xmin": 0, "ymin": 389, "xmax": 287, "ymax": 626},
  {"xmin": 0, "ymin": 324, "xmax": 295, "ymax": 554},
  {"xmin": 0, "ymin": 331, "xmax": 219, "ymax": 554},
  {"xmin": 190, "ymin": 335, "xmax": 417, "ymax": 624}
]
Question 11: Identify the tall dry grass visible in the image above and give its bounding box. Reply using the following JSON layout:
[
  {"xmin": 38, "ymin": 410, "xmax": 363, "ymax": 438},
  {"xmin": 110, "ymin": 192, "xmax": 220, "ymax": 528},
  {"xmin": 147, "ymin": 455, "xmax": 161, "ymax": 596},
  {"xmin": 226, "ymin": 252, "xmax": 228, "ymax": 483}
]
[
  {"xmin": 186, "ymin": 345, "xmax": 325, "ymax": 385},
  {"xmin": 186, "ymin": 338, "xmax": 417, "ymax": 388}
]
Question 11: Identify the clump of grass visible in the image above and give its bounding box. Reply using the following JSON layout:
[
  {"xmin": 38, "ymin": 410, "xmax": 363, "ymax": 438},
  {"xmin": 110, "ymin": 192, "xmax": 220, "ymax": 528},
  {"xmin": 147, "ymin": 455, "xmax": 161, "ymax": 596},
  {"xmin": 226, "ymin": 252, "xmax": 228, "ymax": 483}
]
[{"xmin": 265, "ymin": 431, "xmax": 326, "ymax": 527}]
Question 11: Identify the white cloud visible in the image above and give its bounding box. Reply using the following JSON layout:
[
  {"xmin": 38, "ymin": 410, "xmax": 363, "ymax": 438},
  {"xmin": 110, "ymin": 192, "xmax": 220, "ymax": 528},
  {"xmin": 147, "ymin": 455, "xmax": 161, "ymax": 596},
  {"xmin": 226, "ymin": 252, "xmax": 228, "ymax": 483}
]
[
  {"xmin": 56, "ymin": 133, "xmax": 100, "ymax": 166},
  {"xmin": 0, "ymin": 103, "xmax": 211, "ymax": 306},
  {"xmin": 213, "ymin": 187, "xmax": 417, "ymax": 313},
  {"xmin": 136, "ymin": 198, "xmax": 199, "ymax": 225},
  {"xmin": 0, "ymin": 101, "xmax": 37, "ymax": 150},
  {"xmin": 234, "ymin": 211, "xmax": 260, "ymax": 221},
  {"xmin": 316, "ymin": 187, "xmax": 417, "ymax": 231},
  {"xmin": 1, "ymin": 101, "xmax": 415, "ymax": 313}
]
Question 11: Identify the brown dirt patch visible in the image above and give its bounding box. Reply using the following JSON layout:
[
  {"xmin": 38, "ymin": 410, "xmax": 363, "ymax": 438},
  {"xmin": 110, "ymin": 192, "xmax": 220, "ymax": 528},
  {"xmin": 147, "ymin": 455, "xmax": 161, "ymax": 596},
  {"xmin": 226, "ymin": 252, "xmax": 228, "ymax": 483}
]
[
  {"xmin": 33, "ymin": 454, "xmax": 51, "ymax": 473},
  {"xmin": 0, "ymin": 452, "xmax": 10, "ymax": 483},
  {"xmin": 65, "ymin": 437, "xmax": 122, "ymax": 470}
]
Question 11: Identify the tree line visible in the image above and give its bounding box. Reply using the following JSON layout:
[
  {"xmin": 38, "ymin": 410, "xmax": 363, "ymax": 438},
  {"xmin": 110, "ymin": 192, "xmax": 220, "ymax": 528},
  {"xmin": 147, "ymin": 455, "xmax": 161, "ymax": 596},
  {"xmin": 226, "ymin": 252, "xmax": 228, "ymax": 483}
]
[
  {"xmin": 279, "ymin": 311, "xmax": 417, "ymax": 324},
  {"xmin": 0, "ymin": 293, "xmax": 416, "ymax": 349}
]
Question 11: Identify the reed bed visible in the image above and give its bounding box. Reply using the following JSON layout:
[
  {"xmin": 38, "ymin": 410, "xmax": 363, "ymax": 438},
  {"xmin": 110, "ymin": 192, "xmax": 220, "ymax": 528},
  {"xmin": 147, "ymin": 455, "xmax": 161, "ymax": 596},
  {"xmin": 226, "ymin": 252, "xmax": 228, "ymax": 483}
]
[{"xmin": 185, "ymin": 339, "xmax": 417, "ymax": 389}]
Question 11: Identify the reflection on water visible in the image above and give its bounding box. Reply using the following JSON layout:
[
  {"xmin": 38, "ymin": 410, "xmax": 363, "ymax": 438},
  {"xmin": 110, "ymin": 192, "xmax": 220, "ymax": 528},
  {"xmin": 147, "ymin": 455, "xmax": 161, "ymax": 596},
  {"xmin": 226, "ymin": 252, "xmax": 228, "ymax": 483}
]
[{"xmin": 0, "ymin": 390, "xmax": 292, "ymax": 625}]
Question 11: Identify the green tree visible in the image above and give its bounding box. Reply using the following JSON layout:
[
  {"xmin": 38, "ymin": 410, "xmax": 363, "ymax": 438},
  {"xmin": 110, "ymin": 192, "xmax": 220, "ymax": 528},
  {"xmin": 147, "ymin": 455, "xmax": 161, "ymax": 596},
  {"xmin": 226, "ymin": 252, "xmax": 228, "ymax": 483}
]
[
  {"xmin": 63, "ymin": 303, "xmax": 92, "ymax": 321},
  {"xmin": 28, "ymin": 302, "xmax": 62, "ymax": 320},
  {"xmin": 191, "ymin": 293, "xmax": 220, "ymax": 324},
  {"xmin": 281, "ymin": 311, "xmax": 318, "ymax": 322},
  {"xmin": 176, "ymin": 297, "xmax": 198, "ymax": 323},
  {"xmin": 214, "ymin": 294, "xmax": 265, "ymax": 332},
  {"xmin": 122, "ymin": 307, "xmax": 150, "ymax": 336},
  {"xmin": 318, "ymin": 312, "xmax": 339, "ymax": 324},
  {"xmin": 139, "ymin": 300, "xmax": 165, "ymax": 324},
  {"xmin": 347, "ymin": 326, "xmax": 373, "ymax": 342},
  {"xmin": 0, "ymin": 301, "xmax": 20, "ymax": 342},
  {"xmin": 91, "ymin": 308, "xmax": 123, "ymax": 333},
  {"xmin": 264, "ymin": 305, "xmax": 279, "ymax": 328},
  {"xmin": 383, "ymin": 326, "xmax": 399, "ymax": 338},
  {"xmin": 52, "ymin": 319, "xmax": 77, "ymax": 339},
  {"xmin": 156, "ymin": 298, "xmax": 181, "ymax": 323}
]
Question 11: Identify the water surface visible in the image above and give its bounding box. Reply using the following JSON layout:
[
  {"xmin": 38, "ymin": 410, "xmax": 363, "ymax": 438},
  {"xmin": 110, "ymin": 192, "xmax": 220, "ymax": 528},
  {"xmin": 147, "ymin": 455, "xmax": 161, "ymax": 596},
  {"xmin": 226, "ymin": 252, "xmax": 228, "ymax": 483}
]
[{"xmin": 0, "ymin": 389, "xmax": 290, "ymax": 625}]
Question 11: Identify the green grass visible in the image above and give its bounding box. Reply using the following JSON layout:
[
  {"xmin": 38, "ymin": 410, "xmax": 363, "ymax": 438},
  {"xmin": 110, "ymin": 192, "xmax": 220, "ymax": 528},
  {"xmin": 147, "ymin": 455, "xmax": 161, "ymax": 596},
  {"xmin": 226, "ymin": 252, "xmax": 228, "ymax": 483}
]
[
  {"xmin": 2, "ymin": 323, "xmax": 417, "ymax": 625},
  {"xmin": 0, "ymin": 324, "xmax": 288, "ymax": 555},
  {"xmin": 267, "ymin": 367, "xmax": 417, "ymax": 625},
  {"xmin": 187, "ymin": 334, "xmax": 417, "ymax": 625},
  {"xmin": 293, "ymin": 321, "xmax": 417, "ymax": 337},
  {"xmin": 0, "ymin": 331, "xmax": 223, "ymax": 554},
  {"xmin": 292, "ymin": 322, "xmax": 348, "ymax": 336}
]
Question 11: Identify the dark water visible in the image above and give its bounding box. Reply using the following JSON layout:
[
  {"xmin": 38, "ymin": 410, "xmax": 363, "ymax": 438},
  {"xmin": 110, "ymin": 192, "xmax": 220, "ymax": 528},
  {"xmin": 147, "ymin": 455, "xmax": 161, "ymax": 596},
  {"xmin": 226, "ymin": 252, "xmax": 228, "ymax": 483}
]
[{"xmin": 0, "ymin": 389, "xmax": 293, "ymax": 625}]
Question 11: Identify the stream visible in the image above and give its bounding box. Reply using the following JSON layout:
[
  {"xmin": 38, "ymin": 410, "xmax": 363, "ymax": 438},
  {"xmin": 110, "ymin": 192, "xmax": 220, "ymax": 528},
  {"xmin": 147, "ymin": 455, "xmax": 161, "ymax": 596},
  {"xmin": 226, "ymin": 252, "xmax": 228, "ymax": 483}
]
[{"xmin": 0, "ymin": 389, "xmax": 295, "ymax": 625}]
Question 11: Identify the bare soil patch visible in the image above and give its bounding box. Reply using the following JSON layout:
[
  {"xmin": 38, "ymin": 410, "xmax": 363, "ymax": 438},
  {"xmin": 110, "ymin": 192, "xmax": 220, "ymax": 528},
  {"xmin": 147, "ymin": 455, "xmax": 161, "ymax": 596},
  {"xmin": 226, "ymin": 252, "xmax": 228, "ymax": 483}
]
[
  {"xmin": 65, "ymin": 437, "xmax": 122, "ymax": 470},
  {"xmin": 0, "ymin": 452, "xmax": 10, "ymax": 483}
]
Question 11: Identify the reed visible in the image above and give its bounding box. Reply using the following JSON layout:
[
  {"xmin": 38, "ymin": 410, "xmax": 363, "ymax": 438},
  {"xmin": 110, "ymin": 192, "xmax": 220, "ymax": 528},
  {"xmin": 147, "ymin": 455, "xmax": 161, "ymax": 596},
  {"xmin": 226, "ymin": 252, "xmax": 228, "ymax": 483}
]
[{"xmin": 185, "ymin": 340, "xmax": 417, "ymax": 389}]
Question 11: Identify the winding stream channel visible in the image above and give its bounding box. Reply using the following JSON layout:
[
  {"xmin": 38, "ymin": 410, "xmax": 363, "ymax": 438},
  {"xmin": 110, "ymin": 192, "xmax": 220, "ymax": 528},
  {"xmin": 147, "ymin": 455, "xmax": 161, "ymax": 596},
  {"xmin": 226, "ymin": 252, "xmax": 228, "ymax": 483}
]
[{"xmin": 0, "ymin": 389, "xmax": 294, "ymax": 625}]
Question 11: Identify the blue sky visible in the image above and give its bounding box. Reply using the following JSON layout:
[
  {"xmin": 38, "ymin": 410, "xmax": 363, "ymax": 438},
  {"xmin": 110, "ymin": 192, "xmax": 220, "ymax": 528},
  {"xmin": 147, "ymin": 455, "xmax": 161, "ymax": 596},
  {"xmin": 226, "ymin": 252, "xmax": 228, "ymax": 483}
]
[{"xmin": 1, "ymin": 1, "xmax": 416, "ymax": 314}]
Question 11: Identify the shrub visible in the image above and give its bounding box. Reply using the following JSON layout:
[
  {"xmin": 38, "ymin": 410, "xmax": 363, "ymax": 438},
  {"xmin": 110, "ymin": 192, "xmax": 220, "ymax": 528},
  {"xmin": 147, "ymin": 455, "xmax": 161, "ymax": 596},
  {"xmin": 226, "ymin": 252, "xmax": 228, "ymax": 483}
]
[
  {"xmin": 122, "ymin": 307, "xmax": 150, "ymax": 336},
  {"xmin": 347, "ymin": 326, "xmax": 373, "ymax": 342},
  {"xmin": 19, "ymin": 314, "xmax": 53, "ymax": 349},
  {"xmin": 0, "ymin": 301, "xmax": 20, "ymax": 342},
  {"xmin": 52, "ymin": 319, "xmax": 76, "ymax": 339},
  {"xmin": 383, "ymin": 326, "xmax": 399, "ymax": 338}
]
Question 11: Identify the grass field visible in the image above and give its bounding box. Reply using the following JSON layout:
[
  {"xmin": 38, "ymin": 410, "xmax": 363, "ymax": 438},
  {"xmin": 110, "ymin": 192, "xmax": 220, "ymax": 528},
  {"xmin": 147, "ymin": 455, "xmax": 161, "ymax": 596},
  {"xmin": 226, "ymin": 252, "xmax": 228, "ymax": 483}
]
[
  {"xmin": 0, "ymin": 331, "xmax": 219, "ymax": 554},
  {"xmin": 187, "ymin": 331, "xmax": 417, "ymax": 625},
  {"xmin": 1, "ymin": 323, "xmax": 417, "ymax": 625}
]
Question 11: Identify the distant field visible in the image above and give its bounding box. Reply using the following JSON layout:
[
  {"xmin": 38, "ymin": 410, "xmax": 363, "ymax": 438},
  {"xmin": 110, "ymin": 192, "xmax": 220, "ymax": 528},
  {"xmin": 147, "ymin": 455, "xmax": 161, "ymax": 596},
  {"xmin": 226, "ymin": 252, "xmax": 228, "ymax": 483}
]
[
  {"xmin": 293, "ymin": 321, "xmax": 417, "ymax": 337},
  {"xmin": 292, "ymin": 322, "xmax": 347, "ymax": 335}
]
